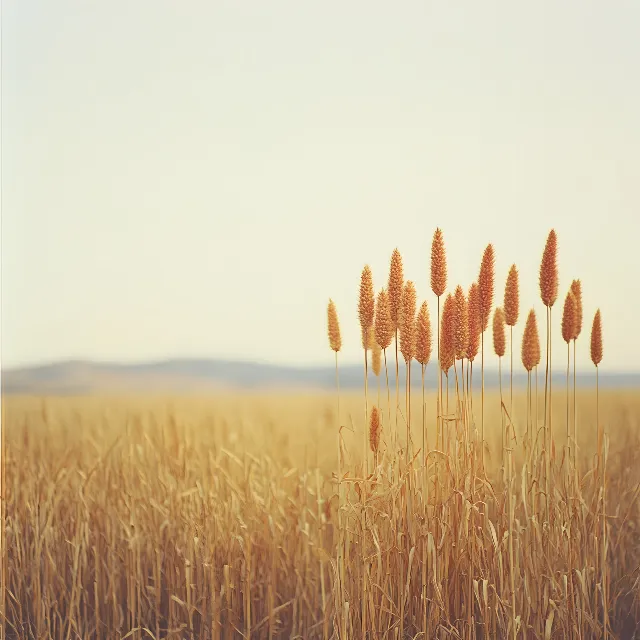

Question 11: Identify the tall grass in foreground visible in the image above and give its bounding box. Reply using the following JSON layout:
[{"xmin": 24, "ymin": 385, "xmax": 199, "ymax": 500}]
[{"xmin": 3, "ymin": 229, "xmax": 640, "ymax": 639}]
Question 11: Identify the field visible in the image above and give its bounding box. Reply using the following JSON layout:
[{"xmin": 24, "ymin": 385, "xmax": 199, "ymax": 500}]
[{"xmin": 2, "ymin": 388, "xmax": 640, "ymax": 639}]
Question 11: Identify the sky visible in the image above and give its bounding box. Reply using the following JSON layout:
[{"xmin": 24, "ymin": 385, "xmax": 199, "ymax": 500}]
[{"xmin": 2, "ymin": 1, "xmax": 639, "ymax": 372}]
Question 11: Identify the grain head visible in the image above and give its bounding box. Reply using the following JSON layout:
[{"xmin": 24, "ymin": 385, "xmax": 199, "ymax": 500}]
[
  {"xmin": 440, "ymin": 292, "xmax": 456, "ymax": 373},
  {"xmin": 374, "ymin": 288, "xmax": 394, "ymax": 350},
  {"xmin": 399, "ymin": 280, "xmax": 417, "ymax": 363},
  {"xmin": 327, "ymin": 299, "xmax": 342, "ymax": 352},
  {"xmin": 590, "ymin": 309, "xmax": 603, "ymax": 367},
  {"xmin": 478, "ymin": 244, "xmax": 495, "ymax": 331},
  {"xmin": 370, "ymin": 328, "xmax": 382, "ymax": 377},
  {"xmin": 504, "ymin": 264, "xmax": 519, "ymax": 327},
  {"xmin": 369, "ymin": 406, "xmax": 381, "ymax": 455},
  {"xmin": 493, "ymin": 307, "xmax": 506, "ymax": 358},
  {"xmin": 415, "ymin": 301, "xmax": 432, "ymax": 367},
  {"xmin": 539, "ymin": 229, "xmax": 559, "ymax": 307},
  {"xmin": 430, "ymin": 228, "xmax": 447, "ymax": 297},
  {"xmin": 388, "ymin": 249, "xmax": 404, "ymax": 329},
  {"xmin": 359, "ymin": 265, "xmax": 375, "ymax": 341},
  {"xmin": 561, "ymin": 290, "xmax": 578, "ymax": 345},
  {"xmin": 454, "ymin": 285, "xmax": 469, "ymax": 360},
  {"xmin": 467, "ymin": 282, "xmax": 481, "ymax": 362},
  {"xmin": 570, "ymin": 279, "xmax": 583, "ymax": 340},
  {"xmin": 521, "ymin": 309, "xmax": 540, "ymax": 372}
]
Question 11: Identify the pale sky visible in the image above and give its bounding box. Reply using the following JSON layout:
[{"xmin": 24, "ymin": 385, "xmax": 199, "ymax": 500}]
[{"xmin": 2, "ymin": 1, "xmax": 639, "ymax": 372}]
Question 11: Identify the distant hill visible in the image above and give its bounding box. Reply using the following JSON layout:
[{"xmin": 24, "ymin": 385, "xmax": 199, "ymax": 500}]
[{"xmin": 2, "ymin": 359, "xmax": 640, "ymax": 395}]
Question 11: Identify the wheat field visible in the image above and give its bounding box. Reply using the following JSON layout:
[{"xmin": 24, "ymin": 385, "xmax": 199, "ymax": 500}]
[{"xmin": 2, "ymin": 230, "xmax": 640, "ymax": 639}]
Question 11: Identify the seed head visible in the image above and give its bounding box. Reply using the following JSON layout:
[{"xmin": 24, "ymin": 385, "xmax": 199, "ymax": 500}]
[
  {"xmin": 439, "ymin": 293, "xmax": 456, "ymax": 373},
  {"xmin": 539, "ymin": 229, "xmax": 558, "ymax": 307},
  {"xmin": 374, "ymin": 289, "xmax": 394, "ymax": 350},
  {"xmin": 430, "ymin": 228, "xmax": 447, "ymax": 297},
  {"xmin": 399, "ymin": 281, "xmax": 417, "ymax": 363},
  {"xmin": 359, "ymin": 265, "xmax": 375, "ymax": 341},
  {"xmin": 454, "ymin": 285, "xmax": 469, "ymax": 360},
  {"xmin": 327, "ymin": 299, "xmax": 342, "ymax": 352},
  {"xmin": 467, "ymin": 282, "xmax": 481, "ymax": 362},
  {"xmin": 493, "ymin": 307, "xmax": 506, "ymax": 358},
  {"xmin": 590, "ymin": 309, "xmax": 603, "ymax": 366},
  {"xmin": 504, "ymin": 264, "xmax": 519, "ymax": 327},
  {"xmin": 478, "ymin": 244, "xmax": 495, "ymax": 332},
  {"xmin": 370, "ymin": 328, "xmax": 382, "ymax": 377},
  {"xmin": 415, "ymin": 301, "xmax": 432, "ymax": 367},
  {"xmin": 388, "ymin": 249, "xmax": 404, "ymax": 329},
  {"xmin": 521, "ymin": 309, "xmax": 541, "ymax": 372},
  {"xmin": 561, "ymin": 290, "xmax": 578, "ymax": 345},
  {"xmin": 369, "ymin": 406, "xmax": 381, "ymax": 455},
  {"xmin": 570, "ymin": 279, "xmax": 583, "ymax": 340}
]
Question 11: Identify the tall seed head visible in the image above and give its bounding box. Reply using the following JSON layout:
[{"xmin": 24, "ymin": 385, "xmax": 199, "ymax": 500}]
[
  {"xmin": 504, "ymin": 264, "xmax": 520, "ymax": 327},
  {"xmin": 590, "ymin": 309, "xmax": 603, "ymax": 366},
  {"xmin": 439, "ymin": 293, "xmax": 456, "ymax": 373},
  {"xmin": 561, "ymin": 290, "xmax": 578, "ymax": 345},
  {"xmin": 327, "ymin": 299, "xmax": 342, "ymax": 352},
  {"xmin": 454, "ymin": 285, "xmax": 469, "ymax": 360},
  {"xmin": 430, "ymin": 228, "xmax": 447, "ymax": 297},
  {"xmin": 478, "ymin": 244, "xmax": 495, "ymax": 332},
  {"xmin": 570, "ymin": 279, "xmax": 583, "ymax": 340},
  {"xmin": 493, "ymin": 307, "xmax": 506, "ymax": 358},
  {"xmin": 399, "ymin": 281, "xmax": 417, "ymax": 363},
  {"xmin": 467, "ymin": 282, "xmax": 481, "ymax": 362},
  {"xmin": 374, "ymin": 289, "xmax": 394, "ymax": 350},
  {"xmin": 369, "ymin": 406, "xmax": 381, "ymax": 455},
  {"xmin": 415, "ymin": 301, "xmax": 432, "ymax": 366},
  {"xmin": 370, "ymin": 328, "xmax": 382, "ymax": 377},
  {"xmin": 388, "ymin": 249, "xmax": 404, "ymax": 329},
  {"xmin": 521, "ymin": 309, "xmax": 540, "ymax": 372},
  {"xmin": 539, "ymin": 229, "xmax": 559, "ymax": 307},
  {"xmin": 359, "ymin": 265, "xmax": 375, "ymax": 344}
]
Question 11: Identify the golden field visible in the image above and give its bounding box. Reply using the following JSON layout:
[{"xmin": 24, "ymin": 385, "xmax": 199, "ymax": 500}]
[{"xmin": 2, "ymin": 388, "xmax": 640, "ymax": 639}]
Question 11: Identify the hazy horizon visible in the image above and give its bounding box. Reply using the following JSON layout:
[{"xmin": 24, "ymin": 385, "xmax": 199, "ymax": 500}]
[{"xmin": 3, "ymin": 2, "xmax": 640, "ymax": 372}]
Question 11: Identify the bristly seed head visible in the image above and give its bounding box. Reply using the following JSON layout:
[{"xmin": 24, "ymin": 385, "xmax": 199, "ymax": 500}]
[
  {"xmin": 375, "ymin": 288, "xmax": 394, "ymax": 350},
  {"xmin": 521, "ymin": 309, "xmax": 541, "ymax": 372},
  {"xmin": 369, "ymin": 406, "xmax": 381, "ymax": 455},
  {"xmin": 478, "ymin": 244, "xmax": 495, "ymax": 332},
  {"xmin": 388, "ymin": 249, "xmax": 404, "ymax": 330},
  {"xmin": 570, "ymin": 279, "xmax": 583, "ymax": 340},
  {"xmin": 399, "ymin": 281, "xmax": 417, "ymax": 363},
  {"xmin": 440, "ymin": 293, "xmax": 456, "ymax": 373},
  {"xmin": 561, "ymin": 290, "xmax": 578, "ymax": 345},
  {"xmin": 454, "ymin": 285, "xmax": 469, "ymax": 360},
  {"xmin": 590, "ymin": 309, "xmax": 603, "ymax": 367},
  {"xmin": 415, "ymin": 301, "xmax": 432, "ymax": 367},
  {"xmin": 430, "ymin": 228, "xmax": 447, "ymax": 298},
  {"xmin": 370, "ymin": 328, "xmax": 382, "ymax": 377},
  {"xmin": 493, "ymin": 307, "xmax": 506, "ymax": 358},
  {"xmin": 467, "ymin": 282, "xmax": 481, "ymax": 362},
  {"xmin": 359, "ymin": 265, "xmax": 375, "ymax": 343},
  {"xmin": 504, "ymin": 264, "xmax": 519, "ymax": 327},
  {"xmin": 327, "ymin": 299, "xmax": 342, "ymax": 353},
  {"xmin": 539, "ymin": 229, "xmax": 559, "ymax": 307}
]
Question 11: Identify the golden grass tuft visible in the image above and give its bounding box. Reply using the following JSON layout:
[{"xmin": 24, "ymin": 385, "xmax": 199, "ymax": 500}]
[
  {"xmin": 493, "ymin": 306, "xmax": 506, "ymax": 358},
  {"xmin": 415, "ymin": 301, "xmax": 432, "ymax": 366},
  {"xmin": 399, "ymin": 281, "xmax": 417, "ymax": 363},
  {"xmin": 359, "ymin": 265, "xmax": 375, "ymax": 342},
  {"xmin": 561, "ymin": 290, "xmax": 578, "ymax": 345},
  {"xmin": 539, "ymin": 229, "xmax": 559, "ymax": 307},
  {"xmin": 504, "ymin": 264, "xmax": 519, "ymax": 327},
  {"xmin": 570, "ymin": 279, "xmax": 583, "ymax": 340},
  {"xmin": 439, "ymin": 292, "xmax": 456, "ymax": 373},
  {"xmin": 374, "ymin": 288, "xmax": 394, "ymax": 350},
  {"xmin": 454, "ymin": 285, "xmax": 468, "ymax": 360},
  {"xmin": 591, "ymin": 308, "xmax": 603, "ymax": 366},
  {"xmin": 388, "ymin": 249, "xmax": 404, "ymax": 329},
  {"xmin": 430, "ymin": 228, "xmax": 447, "ymax": 297},
  {"xmin": 478, "ymin": 243, "xmax": 495, "ymax": 331},
  {"xmin": 327, "ymin": 299, "xmax": 342, "ymax": 352},
  {"xmin": 466, "ymin": 282, "xmax": 481, "ymax": 362},
  {"xmin": 521, "ymin": 308, "xmax": 540, "ymax": 372}
]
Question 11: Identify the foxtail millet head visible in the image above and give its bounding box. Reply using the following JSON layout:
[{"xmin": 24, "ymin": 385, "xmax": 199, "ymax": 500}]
[
  {"xmin": 561, "ymin": 290, "xmax": 578, "ymax": 345},
  {"xmin": 493, "ymin": 307, "xmax": 506, "ymax": 358},
  {"xmin": 570, "ymin": 279, "xmax": 583, "ymax": 340},
  {"xmin": 539, "ymin": 229, "xmax": 559, "ymax": 307},
  {"xmin": 358, "ymin": 265, "xmax": 375, "ymax": 342},
  {"xmin": 504, "ymin": 264, "xmax": 519, "ymax": 327},
  {"xmin": 439, "ymin": 292, "xmax": 456, "ymax": 373},
  {"xmin": 370, "ymin": 328, "xmax": 382, "ymax": 376},
  {"xmin": 430, "ymin": 228, "xmax": 447, "ymax": 298},
  {"xmin": 327, "ymin": 299, "xmax": 342, "ymax": 352},
  {"xmin": 454, "ymin": 285, "xmax": 469, "ymax": 360},
  {"xmin": 374, "ymin": 288, "xmax": 394, "ymax": 350},
  {"xmin": 521, "ymin": 309, "xmax": 540, "ymax": 372},
  {"xmin": 590, "ymin": 309, "xmax": 603, "ymax": 366},
  {"xmin": 478, "ymin": 244, "xmax": 495, "ymax": 332},
  {"xmin": 399, "ymin": 280, "xmax": 417, "ymax": 363},
  {"xmin": 415, "ymin": 300, "xmax": 432, "ymax": 367},
  {"xmin": 388, "ymin": 249, "xmax": 404, "ymax": 330},
  {"xmin": 467, "ymin": 282, "xmax": 481, "ymax": 362}
]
